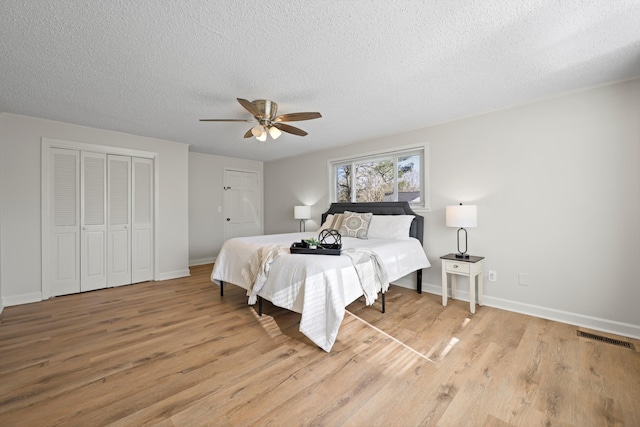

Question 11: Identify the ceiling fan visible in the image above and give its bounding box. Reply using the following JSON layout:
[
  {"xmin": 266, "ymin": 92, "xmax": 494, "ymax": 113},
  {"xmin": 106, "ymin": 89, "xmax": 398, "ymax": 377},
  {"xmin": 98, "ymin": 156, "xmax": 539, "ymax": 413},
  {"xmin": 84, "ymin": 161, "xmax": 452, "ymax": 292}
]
[{"xmin": 200, "ymin": 98, "xmax": 322, "ymax": 141}]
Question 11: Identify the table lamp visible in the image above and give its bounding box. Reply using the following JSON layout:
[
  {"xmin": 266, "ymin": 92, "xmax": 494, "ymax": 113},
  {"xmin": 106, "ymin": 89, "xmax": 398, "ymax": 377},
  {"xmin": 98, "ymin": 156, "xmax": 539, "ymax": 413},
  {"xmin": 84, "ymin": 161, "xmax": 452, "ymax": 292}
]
[
  {"xmin": 294, "ymin": 205, "xmax": 311, "ymax": 232},
  {"xmin": 446, "ymin": 203, "xmax": 477, "ymax": 259}
]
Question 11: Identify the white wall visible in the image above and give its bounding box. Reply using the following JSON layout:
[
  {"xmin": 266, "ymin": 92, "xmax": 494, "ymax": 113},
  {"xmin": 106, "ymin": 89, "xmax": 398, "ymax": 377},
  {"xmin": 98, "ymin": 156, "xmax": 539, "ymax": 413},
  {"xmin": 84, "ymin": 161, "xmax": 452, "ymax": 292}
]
[
  {"xmin": 188, "ymin": 152, "xmax": 263, "ymax": 265},
  {"xmin": 0, "ymin": 115, "xmax": 3, "ymax": 314},
  {"xmin": 264, "ymin": 78, "xmax": 640, "ymax": 338},
  {"xmin": 0, "ymin": 113, "xmax": 190, "ymax": 305}
]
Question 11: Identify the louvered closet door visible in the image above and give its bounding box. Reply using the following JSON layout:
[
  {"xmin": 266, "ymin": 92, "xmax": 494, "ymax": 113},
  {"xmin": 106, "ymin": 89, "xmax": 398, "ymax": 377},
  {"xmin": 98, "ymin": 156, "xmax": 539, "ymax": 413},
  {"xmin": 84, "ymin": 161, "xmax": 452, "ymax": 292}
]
[
  {"xmin": 50, "ymin": 148, "xmax": 81, "ymax": 296},
  {"xmin": 81, "ymin": 152, "xmax": 107, "ymax": 291},
  {"xmin": 131, "ymin": 157, "xmax": 153, "ymax": 283},
  {"xmin": 107, "ymin": 155, "xmax": 131, "ymax": 287}
]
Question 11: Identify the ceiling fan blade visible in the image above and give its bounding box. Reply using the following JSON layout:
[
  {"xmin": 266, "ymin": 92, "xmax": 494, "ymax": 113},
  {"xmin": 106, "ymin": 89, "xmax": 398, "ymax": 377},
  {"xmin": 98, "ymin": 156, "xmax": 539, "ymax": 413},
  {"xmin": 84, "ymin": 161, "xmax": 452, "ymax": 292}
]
[
  {"xmin": 199, "ymin": 119, "xmax": 252, "ymax": 122},
  {"xmin": 273, "ymin": 123, "xmax": 308, "ymax": 137},
  {"xmin": 243, "ymin": 129, "xmax": 253, "ymax": 138},
  {"xmin": 237, "ymin": 98, "xmax": 265, "ymax": 118},
  {"xmin": 274, "ymin": 112, "xmax": 322, "ymax": 122}
]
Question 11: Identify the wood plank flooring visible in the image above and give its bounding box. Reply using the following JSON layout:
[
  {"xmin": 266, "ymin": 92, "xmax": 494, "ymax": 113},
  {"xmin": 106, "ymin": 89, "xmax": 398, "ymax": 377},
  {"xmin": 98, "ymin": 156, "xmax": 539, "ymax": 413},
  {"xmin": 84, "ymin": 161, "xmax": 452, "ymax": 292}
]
[{"xmin": 1, "ymin": 264, "xmax": 639, "ymax": 426}]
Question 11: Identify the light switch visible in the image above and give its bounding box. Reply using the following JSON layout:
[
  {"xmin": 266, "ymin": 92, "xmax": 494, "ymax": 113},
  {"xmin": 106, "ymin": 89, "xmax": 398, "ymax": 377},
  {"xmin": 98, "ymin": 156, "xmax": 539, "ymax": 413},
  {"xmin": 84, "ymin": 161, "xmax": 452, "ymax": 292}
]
[{"xmin": 518, "ymin": 273, "xmax": 529, "ymax": 286}]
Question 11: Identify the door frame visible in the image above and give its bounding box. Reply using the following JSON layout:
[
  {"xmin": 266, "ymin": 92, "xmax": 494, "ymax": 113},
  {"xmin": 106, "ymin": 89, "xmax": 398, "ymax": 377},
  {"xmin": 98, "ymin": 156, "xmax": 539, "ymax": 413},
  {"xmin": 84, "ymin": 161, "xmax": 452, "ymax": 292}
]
[{"xmin": 41, "ymin": 138, "xmax": 159, "ymax": 299}]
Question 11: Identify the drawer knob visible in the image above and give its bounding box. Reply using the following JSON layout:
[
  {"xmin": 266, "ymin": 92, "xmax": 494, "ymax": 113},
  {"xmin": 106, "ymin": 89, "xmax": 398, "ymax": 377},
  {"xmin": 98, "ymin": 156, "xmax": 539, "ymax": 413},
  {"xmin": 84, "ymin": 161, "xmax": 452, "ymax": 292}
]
[{"xmin": 453, "ymin": 264, "xmax": 459, "ymax": 268}]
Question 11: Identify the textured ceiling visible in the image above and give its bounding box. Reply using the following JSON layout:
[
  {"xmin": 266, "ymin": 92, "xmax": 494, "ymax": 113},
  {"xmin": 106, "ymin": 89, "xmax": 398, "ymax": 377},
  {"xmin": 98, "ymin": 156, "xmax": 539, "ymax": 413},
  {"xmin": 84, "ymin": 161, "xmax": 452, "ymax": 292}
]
[{"xmin": 1, "ymin": 1, "xmax": 639, "ymax": 162}]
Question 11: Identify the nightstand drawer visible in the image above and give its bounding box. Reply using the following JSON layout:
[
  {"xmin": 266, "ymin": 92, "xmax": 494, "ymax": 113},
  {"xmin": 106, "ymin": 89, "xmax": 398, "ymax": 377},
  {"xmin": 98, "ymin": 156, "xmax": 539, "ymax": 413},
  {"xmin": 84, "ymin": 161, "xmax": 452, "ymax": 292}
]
[{"xmin": 445, "ymin": 260, "xmax": 470, "ymax": 274}]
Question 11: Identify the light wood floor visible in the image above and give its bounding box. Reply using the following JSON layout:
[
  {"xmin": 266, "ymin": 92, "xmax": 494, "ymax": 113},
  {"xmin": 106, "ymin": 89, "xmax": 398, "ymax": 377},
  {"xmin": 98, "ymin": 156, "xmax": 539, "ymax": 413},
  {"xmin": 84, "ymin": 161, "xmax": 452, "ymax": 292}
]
[{"xmin": 1, "ymin": 264, "xmax": 639, "ymax": 426}]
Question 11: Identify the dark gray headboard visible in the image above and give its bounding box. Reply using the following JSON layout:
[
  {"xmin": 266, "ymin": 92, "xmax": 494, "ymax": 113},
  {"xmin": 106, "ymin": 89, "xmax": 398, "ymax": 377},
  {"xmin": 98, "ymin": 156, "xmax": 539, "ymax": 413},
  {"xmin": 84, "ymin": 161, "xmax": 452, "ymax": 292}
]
[{"xmin": 321, "ymin": 202, "xmax": 424, "ymax": 245}]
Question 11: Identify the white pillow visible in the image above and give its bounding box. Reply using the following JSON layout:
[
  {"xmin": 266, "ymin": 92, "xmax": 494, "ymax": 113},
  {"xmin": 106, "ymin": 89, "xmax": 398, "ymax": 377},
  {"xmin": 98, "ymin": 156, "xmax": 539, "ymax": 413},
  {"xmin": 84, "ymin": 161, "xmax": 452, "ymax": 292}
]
[{"xmin": 367, "ymin": 215, "xmax": 414, "ymax": 240}]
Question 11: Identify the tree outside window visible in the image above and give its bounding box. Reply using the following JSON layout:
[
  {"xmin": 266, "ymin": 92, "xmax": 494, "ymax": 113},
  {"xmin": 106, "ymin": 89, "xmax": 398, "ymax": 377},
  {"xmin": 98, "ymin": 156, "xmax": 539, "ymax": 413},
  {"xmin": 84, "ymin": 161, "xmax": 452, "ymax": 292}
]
[
  {"xmin": 332, "ymin": 148, "xmax": 424, "ymax": 205},
  {"xmin": 355, "ymin": 160, "xmax": 394, "ymax": 202},
  {"xmin": 336, "ymin": 164, "xmax": 351, "ymax": 203},
  {"xmin": 398, "ymin": 154, "xmax": 420, "ymax": 203}
]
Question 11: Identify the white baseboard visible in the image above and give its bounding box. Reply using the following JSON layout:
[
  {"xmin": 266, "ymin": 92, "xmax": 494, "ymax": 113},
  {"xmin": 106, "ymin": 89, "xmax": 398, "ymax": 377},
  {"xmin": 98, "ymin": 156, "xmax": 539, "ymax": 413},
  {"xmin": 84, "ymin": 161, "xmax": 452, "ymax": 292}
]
[
  {"xmin": 392, "ymin": 276, "xmax": 418, "ymax": 290},
  {"xmin": 156, "ymin": 269, "xmax": 191, "ymax": 281},
  {"xmin": 417, "ymin": 282, "xmax": 640, "ymax": 340},
  {"xmin": 3, "ymin": 292, "xmax": 43, "ymax": 307},
  {"xmin": 1, "ymin": 272, "xmax": 192, "ymax": 307},
  {"xmin": 189, "ymin": 257, "xmax": 216, "ymax": 267},
  {"xmin": 2, "ymin": 271, "xmax": 192, "ymax": 307}
]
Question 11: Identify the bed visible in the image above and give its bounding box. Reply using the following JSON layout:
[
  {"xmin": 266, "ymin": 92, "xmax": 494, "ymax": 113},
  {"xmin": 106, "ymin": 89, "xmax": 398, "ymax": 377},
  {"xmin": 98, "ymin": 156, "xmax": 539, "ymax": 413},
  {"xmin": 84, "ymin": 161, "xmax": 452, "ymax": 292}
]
[{"xmin": 210, "ymin": 202, "xmax": 431, "ymax": 351}]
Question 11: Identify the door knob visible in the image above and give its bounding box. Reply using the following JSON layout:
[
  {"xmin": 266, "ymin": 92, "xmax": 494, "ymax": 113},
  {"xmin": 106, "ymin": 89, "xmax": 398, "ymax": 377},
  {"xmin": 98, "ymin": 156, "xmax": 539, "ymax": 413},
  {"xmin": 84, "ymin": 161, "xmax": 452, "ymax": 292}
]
[{"xmin": 226, "ymin": 218, "xmax": 230, "ymax": 221}]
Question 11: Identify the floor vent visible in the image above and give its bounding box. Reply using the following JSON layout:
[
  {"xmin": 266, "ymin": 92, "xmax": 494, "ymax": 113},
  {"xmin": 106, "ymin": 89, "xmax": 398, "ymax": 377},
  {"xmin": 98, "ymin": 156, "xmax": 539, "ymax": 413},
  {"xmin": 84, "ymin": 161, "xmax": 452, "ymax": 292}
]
[{"xmin": 577, "ymin": 330, "xmax": 635, "ymax": 350}]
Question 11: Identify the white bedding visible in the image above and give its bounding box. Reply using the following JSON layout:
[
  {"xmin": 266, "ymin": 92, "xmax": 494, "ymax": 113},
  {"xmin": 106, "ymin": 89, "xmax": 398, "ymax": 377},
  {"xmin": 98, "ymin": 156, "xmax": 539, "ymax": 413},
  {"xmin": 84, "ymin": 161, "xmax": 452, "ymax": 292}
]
[{"xmin": 210, "ymin": 232, "xmax": 430, "ymax": 351}]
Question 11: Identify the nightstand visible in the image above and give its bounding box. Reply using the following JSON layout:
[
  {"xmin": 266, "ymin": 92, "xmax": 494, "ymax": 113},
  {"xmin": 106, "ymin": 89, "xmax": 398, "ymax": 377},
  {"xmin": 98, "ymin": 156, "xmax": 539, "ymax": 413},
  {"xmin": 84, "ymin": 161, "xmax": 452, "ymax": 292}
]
[{"xmin": 440, "ymin": 253, "xmax": 485, "ymax": 314}]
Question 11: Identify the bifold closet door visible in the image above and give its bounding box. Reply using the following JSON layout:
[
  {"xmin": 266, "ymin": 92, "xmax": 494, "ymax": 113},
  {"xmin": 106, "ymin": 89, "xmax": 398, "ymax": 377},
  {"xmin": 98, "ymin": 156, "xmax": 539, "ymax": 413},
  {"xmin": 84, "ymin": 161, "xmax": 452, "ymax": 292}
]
[
  {"xmin": 107, "ymin": 155, "xmax": 132, "ymax": 287},
  {"xmin": 47, "ymin": 148, "xmax": 154, "ymax": 297},
  {"xmin": 49, "ymin": 148, "xmax": 81, "ymax": 296},
  {"xmin": 80, "ymin": 151, "xmax": 107, "ymax": 291},
  {"xmin": 131, "ymin": 157, "xmax": 154, "ymax": 283}
]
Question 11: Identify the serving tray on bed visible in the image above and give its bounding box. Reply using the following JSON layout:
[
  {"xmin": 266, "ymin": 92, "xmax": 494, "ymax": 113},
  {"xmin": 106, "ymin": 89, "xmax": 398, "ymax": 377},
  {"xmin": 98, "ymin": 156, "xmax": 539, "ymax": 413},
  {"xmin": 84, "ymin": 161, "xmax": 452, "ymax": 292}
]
[{"xmin": 290, "ymin": 242, "xmax": 342, "ymax": 256}]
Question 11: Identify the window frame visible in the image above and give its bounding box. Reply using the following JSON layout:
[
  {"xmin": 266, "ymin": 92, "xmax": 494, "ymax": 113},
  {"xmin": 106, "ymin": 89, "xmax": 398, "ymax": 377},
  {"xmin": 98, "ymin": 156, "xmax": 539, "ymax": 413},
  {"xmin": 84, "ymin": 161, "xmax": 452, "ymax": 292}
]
[{"xmin": 328, "ymin": 143, "xmax": 429, "ymax": 210}]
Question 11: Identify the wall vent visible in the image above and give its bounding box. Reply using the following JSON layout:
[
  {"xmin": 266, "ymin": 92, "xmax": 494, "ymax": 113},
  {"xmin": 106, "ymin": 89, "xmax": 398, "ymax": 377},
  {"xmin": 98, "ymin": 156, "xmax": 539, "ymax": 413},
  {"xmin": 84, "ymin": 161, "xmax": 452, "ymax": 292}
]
[{"xmin": 577, "ymin": 330, "xmax": 635, "ymax": 350}]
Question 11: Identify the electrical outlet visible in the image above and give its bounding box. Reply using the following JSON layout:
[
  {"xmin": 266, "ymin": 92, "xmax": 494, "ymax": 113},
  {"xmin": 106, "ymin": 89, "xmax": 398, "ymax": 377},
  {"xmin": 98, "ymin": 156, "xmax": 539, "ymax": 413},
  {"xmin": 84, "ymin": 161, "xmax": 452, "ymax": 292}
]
[{"xmin": 488, "ymin": 270, "xmax": 497, "ymax": 282}]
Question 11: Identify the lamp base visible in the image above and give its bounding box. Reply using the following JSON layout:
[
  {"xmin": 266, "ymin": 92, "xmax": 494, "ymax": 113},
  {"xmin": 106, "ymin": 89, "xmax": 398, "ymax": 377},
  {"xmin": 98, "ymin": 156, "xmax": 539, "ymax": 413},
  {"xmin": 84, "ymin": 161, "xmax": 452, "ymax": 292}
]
[{"xmin": 455, "ymin": 228, "xmax": 471, "ymax": 260}]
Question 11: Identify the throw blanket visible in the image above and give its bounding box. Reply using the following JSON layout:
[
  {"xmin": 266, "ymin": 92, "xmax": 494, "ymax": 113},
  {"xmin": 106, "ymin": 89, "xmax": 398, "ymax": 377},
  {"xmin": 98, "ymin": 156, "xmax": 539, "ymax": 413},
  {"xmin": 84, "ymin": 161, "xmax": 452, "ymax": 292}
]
[
  {"xmin": 241, "ymin": 245, "xmax": 389, "ymax": 352},
  {"xmin": 342, "ymin": 248, "xmax": 389, "ymax": 305},
  {"xmin": 242, "ymin": 245, "xmax": 289, "ymax": 305}
]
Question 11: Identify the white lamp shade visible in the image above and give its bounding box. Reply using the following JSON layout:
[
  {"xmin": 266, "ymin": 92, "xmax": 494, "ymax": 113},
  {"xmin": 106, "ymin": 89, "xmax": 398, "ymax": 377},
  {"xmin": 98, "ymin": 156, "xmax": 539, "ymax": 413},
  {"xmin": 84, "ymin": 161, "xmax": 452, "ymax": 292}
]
[
  {"xmin": 268, "ymin": 126, "xmax": 282, "ymax": 139},
  {"xmin": 251, "ymin": 124, "xmax": 264, "ymax": 137},
  {"xmin": 294, "ymin": 205, "xmax": 311, "ymax": 220},
  {"xmin": 446, "ymin": 204, "xmax": 477, "ymax": 228}
]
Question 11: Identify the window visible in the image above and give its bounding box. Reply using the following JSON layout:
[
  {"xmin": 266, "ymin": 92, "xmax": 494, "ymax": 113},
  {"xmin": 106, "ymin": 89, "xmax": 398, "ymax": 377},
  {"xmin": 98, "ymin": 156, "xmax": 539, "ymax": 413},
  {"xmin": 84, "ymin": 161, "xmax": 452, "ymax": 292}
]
[{"xmin": 330, "ymin": 146, "xmax": 426, "ymax": 207}]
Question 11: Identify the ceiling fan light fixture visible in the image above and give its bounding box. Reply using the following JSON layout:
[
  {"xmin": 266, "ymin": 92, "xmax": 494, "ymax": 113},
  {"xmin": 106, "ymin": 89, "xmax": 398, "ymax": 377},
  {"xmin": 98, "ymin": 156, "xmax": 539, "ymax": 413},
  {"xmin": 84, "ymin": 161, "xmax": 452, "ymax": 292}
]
[
  {"xmin": 268, "ymin": 125, "xmax": 282, "ymax": 140},
  {"xmin": 251, "ymin": 124, "xmax": 264, "ymax": 138},
  {"xmin": 201, "ymin": 98, "xmax": 321, "ymax": 140}
]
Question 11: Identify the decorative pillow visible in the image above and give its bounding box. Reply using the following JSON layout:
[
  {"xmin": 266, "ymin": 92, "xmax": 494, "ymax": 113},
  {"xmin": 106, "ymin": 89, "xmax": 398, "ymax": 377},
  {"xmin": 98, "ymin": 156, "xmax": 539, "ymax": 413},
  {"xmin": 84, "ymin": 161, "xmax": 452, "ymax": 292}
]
[
  {"xmin": 368, "ymin": 215, "xmax": 414, "ymax": 240},
  {"xmin": 318, "ymin": 214, "xmax": 333, "ymax": 232},
  {"xmin": 339, "ymin": 211, "xmax": 373, "ymax": 239},
  {"xmin": 318, "ymin": 213, "xmax": 344, "ymax": 232}
]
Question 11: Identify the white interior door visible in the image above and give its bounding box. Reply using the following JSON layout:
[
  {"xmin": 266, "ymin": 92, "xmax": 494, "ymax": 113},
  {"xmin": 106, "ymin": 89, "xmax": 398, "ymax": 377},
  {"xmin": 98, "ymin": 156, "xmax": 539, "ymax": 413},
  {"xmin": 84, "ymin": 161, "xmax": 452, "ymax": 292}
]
[
  {"xmin": 80, "ymin": 152, "xmax": 107, "ymax": 292},
  {"xmin": 132, "ymin": 157, "xmax": 154, "ymax": 283},
  {"xmin": 49, "ymin": 148, "xmax": 81, "ymax": 296},
  {"xmin": 224, "ymin": 170, "xmax": 261, "ymax": 240},
  {"xmin": 107, "ymin": 155, "xmax": 131, "ymax": 287}
]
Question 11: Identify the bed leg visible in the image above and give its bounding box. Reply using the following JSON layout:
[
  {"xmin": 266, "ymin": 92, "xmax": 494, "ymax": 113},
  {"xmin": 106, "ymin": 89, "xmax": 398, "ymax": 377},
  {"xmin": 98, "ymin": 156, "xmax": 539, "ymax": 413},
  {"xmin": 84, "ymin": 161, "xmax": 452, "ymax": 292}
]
[
  {"xmin": 220, "ymin": 280, "xmax": 224, "ymax": 297},
  {"xmin": 381, "ymin": 292, "xmax": 386, "ymax": 314},
  {"xmin": 258, "ymin": 296, "xmax": 263, "ymax": 316},
  {"xmin": 417, "ymin": 269, "xmax": 422, "ymax": 294}
]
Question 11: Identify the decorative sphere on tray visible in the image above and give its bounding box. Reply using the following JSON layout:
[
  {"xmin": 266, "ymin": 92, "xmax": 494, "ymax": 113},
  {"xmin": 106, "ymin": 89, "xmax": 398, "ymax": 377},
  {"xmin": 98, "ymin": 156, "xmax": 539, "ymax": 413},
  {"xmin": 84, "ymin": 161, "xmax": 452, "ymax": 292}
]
[{"xmin": 319, "ymin": 229, "xmax": 342, "ymax": 246}]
